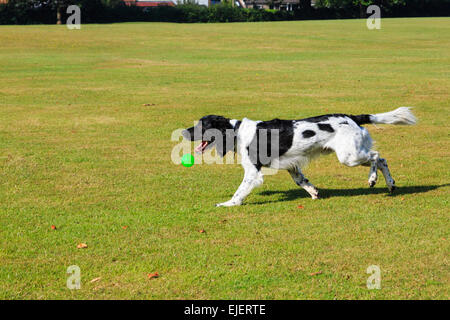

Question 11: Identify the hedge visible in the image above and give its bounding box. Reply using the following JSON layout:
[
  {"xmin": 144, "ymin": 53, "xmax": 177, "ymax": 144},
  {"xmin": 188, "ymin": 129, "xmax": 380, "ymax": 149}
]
[{"xmin": 0, "ymin": 0, "xmax": 449, "ymax": 25}]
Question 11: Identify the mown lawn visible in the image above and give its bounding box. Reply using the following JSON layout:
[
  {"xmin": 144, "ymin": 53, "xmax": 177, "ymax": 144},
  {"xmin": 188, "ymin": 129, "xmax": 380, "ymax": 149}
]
[{"xmin": 0, "ymin": 18, "xmax": 448, "ymax": 300}]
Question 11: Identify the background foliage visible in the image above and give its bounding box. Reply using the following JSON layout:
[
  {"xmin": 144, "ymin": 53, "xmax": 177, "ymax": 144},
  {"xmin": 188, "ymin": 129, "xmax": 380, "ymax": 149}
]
[{"xmin": 0, "ymin": 0, "xmax": 449, "ymax": 24}]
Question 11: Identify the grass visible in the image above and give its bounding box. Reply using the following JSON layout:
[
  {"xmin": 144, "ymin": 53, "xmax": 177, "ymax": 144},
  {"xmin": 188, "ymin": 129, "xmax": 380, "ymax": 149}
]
[{"xmin": 0, "ymin": 18, "xmax": 449, "ymax": 300}]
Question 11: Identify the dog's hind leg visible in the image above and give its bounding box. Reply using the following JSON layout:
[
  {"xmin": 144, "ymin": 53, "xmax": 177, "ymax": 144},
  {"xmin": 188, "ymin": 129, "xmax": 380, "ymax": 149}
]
[
  {"xmin": 367, "ymin": 151, "xmax": 379, "ymax": 188},
  {"xmin": 331, "ymin": 128, "xmax": 381, "ymax": 189},
  {"xmin": 288, "ymin": 166, "xmax": 319, "ymax": 199},
  {"xmin": 377, "ymin": 157, "xmax": 396, "ymax": 192}
]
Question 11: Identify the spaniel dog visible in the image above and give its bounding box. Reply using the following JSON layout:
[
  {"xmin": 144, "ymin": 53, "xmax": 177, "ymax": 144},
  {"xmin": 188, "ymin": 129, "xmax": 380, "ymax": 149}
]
[{"xmin": 182, "ymin": 107, "xmax": 416, "ymax": 207}]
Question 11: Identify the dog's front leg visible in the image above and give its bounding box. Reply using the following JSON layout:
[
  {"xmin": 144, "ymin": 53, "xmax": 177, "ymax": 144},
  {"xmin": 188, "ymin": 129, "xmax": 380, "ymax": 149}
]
[{"xmin": 216, "ymin": 165, "xmax": 263, "ymax": 207}]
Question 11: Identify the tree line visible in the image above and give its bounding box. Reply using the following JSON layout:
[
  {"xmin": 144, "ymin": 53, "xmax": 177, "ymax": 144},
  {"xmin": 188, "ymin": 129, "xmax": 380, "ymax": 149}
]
[{"xmin": 0, "ymin": 0, "xmax": 448, "ymax": 25}]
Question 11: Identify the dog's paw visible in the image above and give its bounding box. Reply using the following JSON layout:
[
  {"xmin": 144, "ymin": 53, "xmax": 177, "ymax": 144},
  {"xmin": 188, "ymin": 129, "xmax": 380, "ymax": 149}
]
[
  {"xmin": 388, "ymin": 185, "xmax": 396, "ymax": 193},
  {"xmin": 387, "ymin": 179, "xmax": 396, "ymax": 193},
  {"xmin": 215, "ymin": 200, "xmax": 241, "ymax": 207},
  {"xmin": 368, "ymin": 174, "xmax": 378, "ymax": 188}
]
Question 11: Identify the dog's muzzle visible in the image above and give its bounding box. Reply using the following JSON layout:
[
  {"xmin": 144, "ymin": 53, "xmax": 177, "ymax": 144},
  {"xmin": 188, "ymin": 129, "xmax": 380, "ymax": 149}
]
[{"xmin": 182, "ymin": 128, "xmax": 212, "ymax": 154}]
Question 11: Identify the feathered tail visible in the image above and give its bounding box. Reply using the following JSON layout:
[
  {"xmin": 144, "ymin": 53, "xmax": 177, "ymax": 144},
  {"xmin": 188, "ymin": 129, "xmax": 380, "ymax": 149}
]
[{"xmin": 350, "ymin": 107, "xmax": 417, "ymax": 126}]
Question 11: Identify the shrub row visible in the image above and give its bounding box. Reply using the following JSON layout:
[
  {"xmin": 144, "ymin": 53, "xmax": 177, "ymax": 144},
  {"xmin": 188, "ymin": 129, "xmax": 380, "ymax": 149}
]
[{"xmin": 0, "ymin": 0, "xmax": 449, "ymax": 25}]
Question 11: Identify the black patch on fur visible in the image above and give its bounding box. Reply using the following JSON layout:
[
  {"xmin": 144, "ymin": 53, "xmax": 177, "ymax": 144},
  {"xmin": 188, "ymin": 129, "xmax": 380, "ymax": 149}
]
[
  {"xmin": 339, "ymin": 121, "xmax": 348, "ymax": 125},
  {"xmin": 302, "ymin": 130, "xmax": 316, "ymax": 138},
  {"xmin": 301, "ymin": 114, "xmax": 345, "ymax": 123},
  {"xmin": 300, "ymin": 113, "xmax": 372, "ymax": 126},
  {"xmin": 350, "ymin": 114, "xmax": 372, "ymax": 125},
  {"xmin": 318, "ymin": 123, "xmax": 334, "ymax": 133},
  {"xmin": 248, "ymin": 119, "xmax": 294, "ymax": 169},
  {"xmin": 234, "ymin": 120, "xmax": 242, "ymax": 131}
]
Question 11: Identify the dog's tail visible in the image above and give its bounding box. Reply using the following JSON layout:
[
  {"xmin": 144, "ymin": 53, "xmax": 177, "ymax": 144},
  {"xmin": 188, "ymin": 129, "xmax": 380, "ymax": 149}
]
[{"xmin": 351, "ymin": 107, "xmax": 417, "ymax": 126}]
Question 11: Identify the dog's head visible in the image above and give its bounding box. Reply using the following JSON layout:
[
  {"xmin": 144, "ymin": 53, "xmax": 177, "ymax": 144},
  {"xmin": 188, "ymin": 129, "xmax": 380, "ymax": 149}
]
[{"xmin": 182, "ymin": 115, "xmax": 236, "ymax": 156}]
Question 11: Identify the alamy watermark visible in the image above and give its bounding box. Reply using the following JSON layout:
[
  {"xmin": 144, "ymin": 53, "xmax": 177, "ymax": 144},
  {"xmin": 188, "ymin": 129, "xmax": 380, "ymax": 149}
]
[
  {"xmin": 66, "ymin": 5, "xmax": 81, "ymax": 30},
  {"xmin": 67, "ymin": 265, "xmax": 81, "ymax": 290},
  {"xmin": 367, "ymin": 5, "xmax": 381, "ymax": 30},
  {"xmin": 366, "ymin": 265, "xmax": 381, "ymax": 289},
  {"xmin": 171, "ymin": 122, "xmax": 281, "ymax": 174}
]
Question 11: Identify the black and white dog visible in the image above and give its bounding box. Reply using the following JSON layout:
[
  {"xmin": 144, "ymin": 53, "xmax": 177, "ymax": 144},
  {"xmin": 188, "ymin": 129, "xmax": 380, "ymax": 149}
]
[{"xmin": 182, "ymin": 107, "xmax": 416, "ymax": 207}]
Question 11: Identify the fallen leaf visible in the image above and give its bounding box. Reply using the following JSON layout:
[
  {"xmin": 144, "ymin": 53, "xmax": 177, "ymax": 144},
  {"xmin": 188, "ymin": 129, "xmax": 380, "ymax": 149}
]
[
  {"xmin": 401, "ymin": 197, "xmax": 405, "ymax": 201},
  {"xmin": 51, "ymin": 225, "xmax": 57, "ymax": 230},
  {"xmin": 297, "ymin": 205, "xmax": 304, "ymax": 209},
  {"xmin": 147, "ymin": 272, "xmax": 159, "ymax": 279},
  {"xmin": 310, "ymin": 271, "xmax": 323, "ymax": 276},
  {"xmin": 122, "ymin": 226, "xmax": 128, "ymax": 229},
  {"xmin": 77, "ymin": 243, "xmax": 88, "ymax": 249},
  {"xmin": 90, "ymin": 277, "xmax": 101, "ymax": 283},
  {"xmin": 199, "ymin": 229, "xmax": 206, "ymax": 233}
]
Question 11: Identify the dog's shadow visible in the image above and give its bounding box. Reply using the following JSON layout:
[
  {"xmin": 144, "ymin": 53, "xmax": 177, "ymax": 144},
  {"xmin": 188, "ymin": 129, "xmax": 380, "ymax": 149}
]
[{"xmin": 251, "ymin": 184, "xmax": 449, "ymax": 205}]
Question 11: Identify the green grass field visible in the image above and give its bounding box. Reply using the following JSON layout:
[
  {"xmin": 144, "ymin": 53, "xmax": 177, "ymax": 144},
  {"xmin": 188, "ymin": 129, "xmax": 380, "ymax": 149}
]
[{"xmin": 0, "ymin": 18, "xmax": 449, "ymax": 300}]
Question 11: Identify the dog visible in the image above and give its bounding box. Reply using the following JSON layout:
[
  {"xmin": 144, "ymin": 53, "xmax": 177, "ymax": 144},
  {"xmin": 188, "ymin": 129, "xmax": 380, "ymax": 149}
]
[{"xmin": 182, "ymin": 107, "xmax": 416, "ymax": 207}]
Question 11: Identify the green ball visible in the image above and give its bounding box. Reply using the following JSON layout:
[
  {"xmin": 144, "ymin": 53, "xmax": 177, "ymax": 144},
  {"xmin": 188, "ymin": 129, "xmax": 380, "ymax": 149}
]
[{"xmin": 181, "ymin": 153, "xmax": 194, "ymax": 167}]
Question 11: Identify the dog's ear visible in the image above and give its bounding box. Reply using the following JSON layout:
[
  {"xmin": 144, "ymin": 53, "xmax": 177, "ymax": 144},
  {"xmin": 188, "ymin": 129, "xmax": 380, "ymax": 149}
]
[{"xmin": 208, "ymin": 116, "xmax": 235, "ymax": 157}]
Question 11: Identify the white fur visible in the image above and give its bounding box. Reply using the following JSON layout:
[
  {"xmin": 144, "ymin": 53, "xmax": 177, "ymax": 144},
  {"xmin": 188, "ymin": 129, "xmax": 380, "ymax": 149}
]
[{"xmin": 371, "ymin": 107, "xmax": 417, "ymax": 125}]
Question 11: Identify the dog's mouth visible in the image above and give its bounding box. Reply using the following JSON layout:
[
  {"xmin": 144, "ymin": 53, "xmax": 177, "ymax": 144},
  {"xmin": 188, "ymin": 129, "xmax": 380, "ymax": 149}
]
[{"xmin": 195, "ymin": 141, "xmax": 210, "ymax": 154}]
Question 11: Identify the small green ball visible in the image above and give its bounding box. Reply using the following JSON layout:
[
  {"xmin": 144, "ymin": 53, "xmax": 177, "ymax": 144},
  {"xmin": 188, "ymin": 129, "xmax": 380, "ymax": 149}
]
[{"xmin": 181, "ymin": 153, "xmax": 194, "ymax": 167}]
